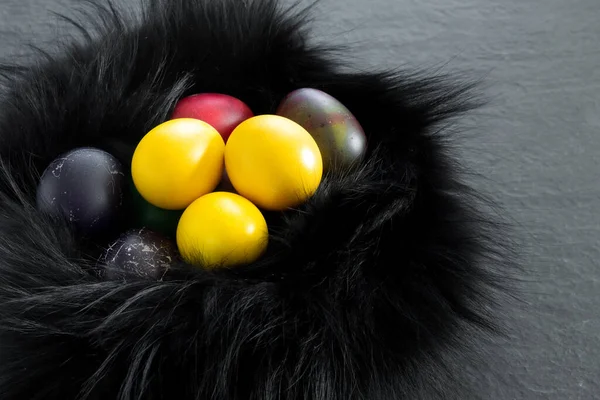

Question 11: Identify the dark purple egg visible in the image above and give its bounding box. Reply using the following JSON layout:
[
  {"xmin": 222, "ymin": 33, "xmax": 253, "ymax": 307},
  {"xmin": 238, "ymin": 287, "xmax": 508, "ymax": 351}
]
[
  {"xmin": 36, "ymin": 147, "xmax": 126, "ymax": 236},
  {"xmin": 276, "ymin": 88, "xmax": 367, "ymax": 172},
  {"xmin": 103, "ymin": 228, "xmax": 178, "ymax": 280}
]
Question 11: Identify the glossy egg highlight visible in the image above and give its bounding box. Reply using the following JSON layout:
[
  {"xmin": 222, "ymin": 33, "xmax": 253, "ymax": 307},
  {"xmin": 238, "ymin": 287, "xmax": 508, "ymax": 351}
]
[
  {"xmin": 225, "ymin": 115, "xmax": 323, "ymax": 211},
  {"xmin": 132, "ymin": 118, "xmax": 225, "ymax": 210},
  {"xmin": 176, "ymin": 192, "xmax": 268, "ymax": 268},
  {"xmin": 277, "ymin": 88, "xmax": 367, "ymax": 171},
  {"xmin": 171, "ymin": 93, "xmax": 254, "ymax": 142}
]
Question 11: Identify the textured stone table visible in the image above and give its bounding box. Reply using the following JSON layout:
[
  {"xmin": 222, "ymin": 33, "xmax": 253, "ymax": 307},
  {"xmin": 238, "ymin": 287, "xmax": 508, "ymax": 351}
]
[{"xmin": 1, "ymin": 0, "xmax": 598, "ymax": 398}]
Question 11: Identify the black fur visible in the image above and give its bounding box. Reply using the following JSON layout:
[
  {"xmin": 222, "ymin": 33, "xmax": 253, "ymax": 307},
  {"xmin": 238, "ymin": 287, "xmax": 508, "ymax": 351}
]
[{"xmin": 0, "ymin": 1, "xmax": 514, "ymax": 399}]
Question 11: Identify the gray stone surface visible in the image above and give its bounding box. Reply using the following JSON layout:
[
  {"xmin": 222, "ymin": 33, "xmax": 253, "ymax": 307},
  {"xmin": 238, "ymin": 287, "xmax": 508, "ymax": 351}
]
[{"xmin": 1, "ymin": 0, "xmax": 598, "ymax": 398}]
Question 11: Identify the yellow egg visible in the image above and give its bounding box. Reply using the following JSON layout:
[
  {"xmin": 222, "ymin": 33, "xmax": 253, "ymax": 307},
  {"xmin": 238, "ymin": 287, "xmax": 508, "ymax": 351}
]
[
  {"xmin": 176, "ymin": 192, "xmax": 268, "ymax": 268},
  {"xmin": 132, "ymin": 118, "xmax": 225, "ymax": 210},
  {"xmin": 225, "ymin": 115, "xmax": 323, "ymax": 210}
]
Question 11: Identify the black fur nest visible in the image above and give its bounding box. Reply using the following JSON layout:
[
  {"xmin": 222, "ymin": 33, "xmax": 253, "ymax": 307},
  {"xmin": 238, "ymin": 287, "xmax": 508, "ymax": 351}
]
[{"xmin": 0, "ymin": 1, "xmax": 514, "ymax": 399}]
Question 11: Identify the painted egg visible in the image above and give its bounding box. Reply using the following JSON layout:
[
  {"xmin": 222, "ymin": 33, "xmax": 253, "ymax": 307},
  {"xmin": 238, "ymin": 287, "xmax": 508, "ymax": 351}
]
[
  {"xmin": 131, "ymin": 118, "xmax": 225, "ymax": 210},
  {"xmin": 176, "ymin": 192, "xmax": 268, "ymax": 268},
  {"xmin": 171, "ymin": 93, "xmax": 254, "ymax": 142},
  {"xmin": 128, "ymin": 180, "xmax": 183, "ymax": 238},
  {"xmin": 225, "ymin": 115, "xmax": 323, "ymax": 211},
  {"xmin": 276, "ymin": 88, "xmax": 367, "ymax": 171},
  {"xmin": 36, "ymin": 147, "xmax": 126, "ymax": 236},
  {"xmin": 103, "ymin": 228, "xmax": 178, "ymax": 280}
]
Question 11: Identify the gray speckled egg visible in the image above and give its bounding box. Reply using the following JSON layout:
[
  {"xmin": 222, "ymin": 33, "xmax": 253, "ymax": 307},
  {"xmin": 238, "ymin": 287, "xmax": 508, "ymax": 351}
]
[{"xmin": 103, "ymin": 228, "xmax": 178, "ymax": 280}]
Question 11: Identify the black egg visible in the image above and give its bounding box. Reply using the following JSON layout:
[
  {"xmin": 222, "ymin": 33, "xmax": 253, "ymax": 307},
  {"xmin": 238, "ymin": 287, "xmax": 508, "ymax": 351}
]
[
  {"xmin": 36, "ymin": 147, "xmax": 126, "ymax": 236},
  {"xmin": 103, "ymin": 228, "xmax": 178, "ymax": 280}
]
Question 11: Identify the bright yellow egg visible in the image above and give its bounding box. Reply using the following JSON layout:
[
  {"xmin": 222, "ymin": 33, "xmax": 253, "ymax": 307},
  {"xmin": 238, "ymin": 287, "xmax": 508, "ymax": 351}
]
[
  {"xmin": 132, "ymin": 118, "xmax": 225, "ymax": 210},
  {"xmin": 225, "ymin": 115, "xmax": 323, "ymax": 210},
  {"xmin": 176, "ymin": 192, "xmax": 268, "ymax": 268}
]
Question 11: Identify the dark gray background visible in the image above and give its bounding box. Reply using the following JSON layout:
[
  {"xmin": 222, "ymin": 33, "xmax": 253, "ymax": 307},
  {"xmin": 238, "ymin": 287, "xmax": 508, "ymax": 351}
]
[{"xmin": 1, "ymin": 0, "xmax": 598, "ymax": 398}]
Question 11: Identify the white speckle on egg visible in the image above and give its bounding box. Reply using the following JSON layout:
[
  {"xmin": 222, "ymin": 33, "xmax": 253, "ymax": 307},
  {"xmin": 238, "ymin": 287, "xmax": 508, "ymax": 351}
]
[{"xmin": 51, "ymin": 158, "xmax": 67, "ymax": 178}]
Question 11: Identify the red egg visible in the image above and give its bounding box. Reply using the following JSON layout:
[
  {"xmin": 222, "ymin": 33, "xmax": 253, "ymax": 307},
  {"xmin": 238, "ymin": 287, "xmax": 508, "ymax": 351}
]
[{"xmin": 171, "ymin": 93, "xmax": 254, "ymax": 142}]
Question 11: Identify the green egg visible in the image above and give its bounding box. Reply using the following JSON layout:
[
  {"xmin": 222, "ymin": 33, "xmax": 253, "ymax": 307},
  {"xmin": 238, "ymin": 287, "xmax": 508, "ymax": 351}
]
[{"xmin": 128, "ymin": 179, "xmax": 183, "ymax": 238}]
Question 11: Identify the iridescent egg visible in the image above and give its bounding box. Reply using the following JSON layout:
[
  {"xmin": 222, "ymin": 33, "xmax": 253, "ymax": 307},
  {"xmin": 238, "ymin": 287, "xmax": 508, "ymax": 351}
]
[{"xmin": 276, "ymin": 88, "xmax": 367, "ymax": 172}]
